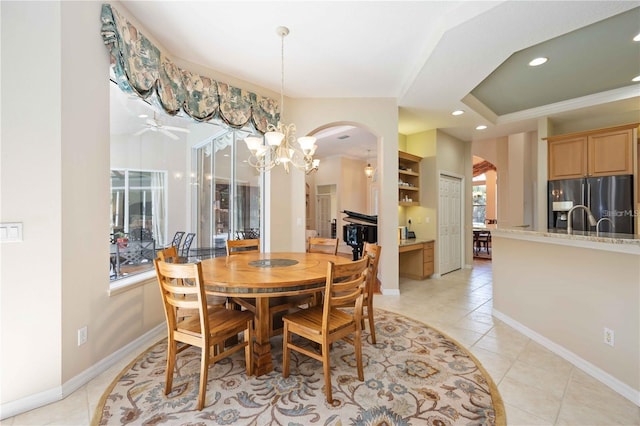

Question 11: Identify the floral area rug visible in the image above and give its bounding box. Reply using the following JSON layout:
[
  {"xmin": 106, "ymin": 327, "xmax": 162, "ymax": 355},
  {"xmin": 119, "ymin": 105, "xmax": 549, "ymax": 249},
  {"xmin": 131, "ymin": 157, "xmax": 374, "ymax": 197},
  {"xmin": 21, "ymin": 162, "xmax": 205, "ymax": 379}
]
[{"xmin": 93, "ymin": 309, "xmax": 505, "ymax": 425}]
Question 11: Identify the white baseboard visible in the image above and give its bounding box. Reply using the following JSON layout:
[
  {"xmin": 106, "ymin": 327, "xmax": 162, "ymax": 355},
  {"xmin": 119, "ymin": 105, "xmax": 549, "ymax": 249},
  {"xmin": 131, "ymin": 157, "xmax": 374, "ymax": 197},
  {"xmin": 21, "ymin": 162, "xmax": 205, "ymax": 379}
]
[
  {"xmin": 493, "ymin": 309, "xmax": 640, "ymax": 407},
  {"xmin": 0, "ymin": 324, "xmax": 164, "ymax": 420},
  {"xmin": 381, "ymin": 288, "xmax": 400, "ymax": 296}
]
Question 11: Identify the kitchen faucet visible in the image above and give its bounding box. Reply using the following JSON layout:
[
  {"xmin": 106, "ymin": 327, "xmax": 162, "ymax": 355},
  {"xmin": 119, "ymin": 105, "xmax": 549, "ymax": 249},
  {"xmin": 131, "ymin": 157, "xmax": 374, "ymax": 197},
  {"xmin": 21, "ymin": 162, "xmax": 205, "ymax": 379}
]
[
  {"xmin": 566, "ymin": 204, "xmax": 597, "ymax": 234},
  {"xmin": 596, "ymin": 217, "xmax": 614, "ymax": 235}
]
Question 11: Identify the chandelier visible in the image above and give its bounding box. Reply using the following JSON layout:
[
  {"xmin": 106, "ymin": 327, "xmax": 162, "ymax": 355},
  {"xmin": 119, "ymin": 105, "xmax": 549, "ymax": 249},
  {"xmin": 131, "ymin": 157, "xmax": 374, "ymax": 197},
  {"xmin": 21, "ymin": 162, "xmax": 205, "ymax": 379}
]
[{"xmin": 244, "ymin": 26, "xmax": 319, "ymax": 174}]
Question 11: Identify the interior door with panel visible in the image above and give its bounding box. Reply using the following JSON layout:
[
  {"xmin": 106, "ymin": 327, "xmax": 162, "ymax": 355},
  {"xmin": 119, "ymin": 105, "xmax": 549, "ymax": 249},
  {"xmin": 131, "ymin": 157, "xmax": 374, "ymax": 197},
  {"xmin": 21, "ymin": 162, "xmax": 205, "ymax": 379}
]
[{"xmin": 439, "ymin": 174, "xmax": 462, "ymax": 275}]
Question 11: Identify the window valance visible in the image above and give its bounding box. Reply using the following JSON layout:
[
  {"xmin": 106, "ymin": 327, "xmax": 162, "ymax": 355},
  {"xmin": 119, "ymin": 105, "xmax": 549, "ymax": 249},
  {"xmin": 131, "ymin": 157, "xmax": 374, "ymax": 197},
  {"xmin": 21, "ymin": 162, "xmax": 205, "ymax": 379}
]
[{"xmin": 100, "ymin": 4, "xmax": 278, "ymax": 133}]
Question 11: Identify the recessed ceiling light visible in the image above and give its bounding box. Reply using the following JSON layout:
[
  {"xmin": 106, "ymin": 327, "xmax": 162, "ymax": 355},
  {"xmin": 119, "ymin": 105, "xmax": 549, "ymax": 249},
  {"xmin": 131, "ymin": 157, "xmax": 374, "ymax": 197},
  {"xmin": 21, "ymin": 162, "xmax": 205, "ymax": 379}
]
[
  {"xmin": 138, "ymin": 114, "xmax": 148, "ymax": 118},
  {"xmin": 528, "ymin": 57, "xmax": 548, "ymax": 67},
  {"xmin": 451, "ymin": 110, "xmax": 464, "ymax": 116},
  {"xmin": 476, "ymin": 125, "xmax": 488, "ymax": 130},
  {"xmin": 634, "ymin": 33, "xmax": 640, "ymax": 42},
  {"xmin": 633, "ymin": 75, "xmax": 640, "ymax": 82}
]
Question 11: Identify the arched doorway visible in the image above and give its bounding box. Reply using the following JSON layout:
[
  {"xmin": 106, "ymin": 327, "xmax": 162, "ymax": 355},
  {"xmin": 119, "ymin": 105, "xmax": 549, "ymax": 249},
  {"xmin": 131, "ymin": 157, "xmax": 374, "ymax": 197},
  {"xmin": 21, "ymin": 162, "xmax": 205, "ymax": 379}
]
[{"xmin": 305, "ymin": 123, "xmax": 378, "ymax": 256}]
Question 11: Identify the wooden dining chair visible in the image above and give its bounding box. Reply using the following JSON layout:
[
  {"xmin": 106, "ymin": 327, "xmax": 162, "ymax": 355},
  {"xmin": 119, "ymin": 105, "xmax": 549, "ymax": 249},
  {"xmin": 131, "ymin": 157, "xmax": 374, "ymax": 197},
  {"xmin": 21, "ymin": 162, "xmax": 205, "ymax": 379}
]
[
  {"xmin": 226, "ymin": 238, "xmax": 260, "ymax": 255},
  {"xmin": 307, "ymin": 237, "xmax": 339, "ymax": 255},
  {"xmin": 157, "ymin": 245, "xmax": 178, "ymax": 261},
  {"xmin": 361, "ymin": 243, "xmax": 381, "ymax": 344},
  {"xmin": 307, "ymin": 237, "xmax": 340, "ymax": 305},
  {"xmin": 154, "ymin": 258, "xmax": 253, "ymax": 411},
  {"xmin": 157, "ymin": 245, "xmax": 227, "ymax": 319},
  {"xmin": 282, "ymin": 256, "xmax": 369, "ymax": 404}
]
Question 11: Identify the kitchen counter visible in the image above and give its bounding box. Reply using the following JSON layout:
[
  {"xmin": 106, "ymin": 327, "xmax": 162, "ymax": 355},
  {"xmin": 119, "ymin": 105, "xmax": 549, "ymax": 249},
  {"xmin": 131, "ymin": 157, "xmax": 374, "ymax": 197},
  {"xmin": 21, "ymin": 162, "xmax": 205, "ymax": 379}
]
[
  {"xmin": 491, "ymin": 226, "xmax": 640, "ymax": 254},
  {"xmin": 399, "ymin": 238, "xmax": 434, "ymax": 247},
  {"xmin": 491, "ymin": 227, "xmax": 640, "ymax": 404}
]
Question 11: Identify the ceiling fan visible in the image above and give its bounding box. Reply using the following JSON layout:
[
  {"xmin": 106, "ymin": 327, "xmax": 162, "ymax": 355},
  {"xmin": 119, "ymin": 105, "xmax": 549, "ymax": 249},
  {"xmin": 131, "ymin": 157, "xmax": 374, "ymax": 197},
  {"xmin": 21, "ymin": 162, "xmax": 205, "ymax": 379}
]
[{"xmin": 134, "ymin": 112, "xmax": 190, "ymax": 140}]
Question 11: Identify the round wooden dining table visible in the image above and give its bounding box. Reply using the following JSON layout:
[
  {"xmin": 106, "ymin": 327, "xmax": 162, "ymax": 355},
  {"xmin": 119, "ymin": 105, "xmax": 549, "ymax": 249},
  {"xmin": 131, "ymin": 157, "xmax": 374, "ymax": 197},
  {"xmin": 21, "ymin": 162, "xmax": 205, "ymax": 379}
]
[{"xmin": 199, "ymin": 252, "xmax": 354, "ymax": 376}]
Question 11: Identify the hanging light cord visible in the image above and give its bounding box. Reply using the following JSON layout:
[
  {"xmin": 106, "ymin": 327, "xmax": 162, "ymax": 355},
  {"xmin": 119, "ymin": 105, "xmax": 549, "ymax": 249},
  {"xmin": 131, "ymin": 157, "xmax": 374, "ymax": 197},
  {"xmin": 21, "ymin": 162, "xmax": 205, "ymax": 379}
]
[{"xmin": 278, "ymin": 27, "xmax": 287, "ymax": 120}]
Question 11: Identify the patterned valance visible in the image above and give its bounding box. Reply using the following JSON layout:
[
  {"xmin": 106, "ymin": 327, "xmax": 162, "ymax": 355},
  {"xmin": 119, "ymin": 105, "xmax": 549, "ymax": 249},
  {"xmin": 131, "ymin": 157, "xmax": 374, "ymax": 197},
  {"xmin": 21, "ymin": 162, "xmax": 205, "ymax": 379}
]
[{"xmin": 100, "ymin": 3, "xmax": 277, "ymax": 133}]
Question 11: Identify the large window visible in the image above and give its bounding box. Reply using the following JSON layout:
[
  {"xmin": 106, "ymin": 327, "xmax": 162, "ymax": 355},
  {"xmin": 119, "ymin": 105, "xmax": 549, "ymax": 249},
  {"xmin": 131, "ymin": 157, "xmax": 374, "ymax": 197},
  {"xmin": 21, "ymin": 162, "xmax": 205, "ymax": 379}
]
[{"xmin": 110, "ymin": 169, "xmax": 167, "ymax": 280}]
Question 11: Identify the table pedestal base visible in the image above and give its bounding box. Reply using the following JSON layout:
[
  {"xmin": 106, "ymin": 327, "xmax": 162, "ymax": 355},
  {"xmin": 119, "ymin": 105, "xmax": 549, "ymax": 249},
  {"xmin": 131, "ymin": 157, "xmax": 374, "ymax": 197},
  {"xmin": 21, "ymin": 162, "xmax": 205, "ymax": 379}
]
[{"xmin": 253, "ymin": 298, "xmax": 273, "ymax": 376}]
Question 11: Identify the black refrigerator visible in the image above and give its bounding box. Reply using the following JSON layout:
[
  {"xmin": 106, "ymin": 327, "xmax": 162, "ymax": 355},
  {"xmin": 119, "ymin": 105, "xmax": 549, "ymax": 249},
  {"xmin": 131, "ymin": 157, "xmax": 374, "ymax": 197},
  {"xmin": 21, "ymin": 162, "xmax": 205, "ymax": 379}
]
[{"xmin": 548, "ymin": 175, "xmax": 634, "ymax": 234}]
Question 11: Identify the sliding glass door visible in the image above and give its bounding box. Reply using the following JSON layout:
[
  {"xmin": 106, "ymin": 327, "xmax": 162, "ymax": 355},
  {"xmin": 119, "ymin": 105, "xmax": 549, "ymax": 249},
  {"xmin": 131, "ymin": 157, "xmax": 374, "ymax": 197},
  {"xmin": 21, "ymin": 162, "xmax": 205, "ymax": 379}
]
[{"xmin": 193, "ymin": 129, "xmax": 262, "ymax": 257}]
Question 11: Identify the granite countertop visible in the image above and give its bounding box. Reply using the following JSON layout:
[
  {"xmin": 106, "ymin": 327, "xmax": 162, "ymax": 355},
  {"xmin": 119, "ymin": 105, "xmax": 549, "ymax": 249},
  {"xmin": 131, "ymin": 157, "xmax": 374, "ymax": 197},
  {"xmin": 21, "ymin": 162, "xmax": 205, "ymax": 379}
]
[
  {"xmin": 491, "ymin": 226, "xmax": 640, "ymax": 253},
  {"xmin": 399, "ymin": 238, "xmax": 434, "ymax": 247}
]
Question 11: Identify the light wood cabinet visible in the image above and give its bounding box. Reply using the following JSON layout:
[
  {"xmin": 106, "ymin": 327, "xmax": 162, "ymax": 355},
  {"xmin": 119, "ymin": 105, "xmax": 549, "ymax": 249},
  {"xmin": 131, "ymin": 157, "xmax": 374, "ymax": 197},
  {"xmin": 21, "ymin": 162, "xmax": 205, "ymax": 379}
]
[
  {"xmin": 548, "ymin": 136, "xmax": 587, "ymax": 180},
  {"xmin": 399, "ymin": 151, "xmax": 421, "ymax": 206},
  {"xmin": 423, "ymin": 241, "xmax": 434, "ymax": 276},
  {"xmin": 399, "ymin": 240, "xmax": 434, "ymax": 279},
  {"xmin": 548, "ymin": 124, "xmax": 635, "ymax": 180},
  {"xmin": 588, "ymin": 128, "xmax": 634, "ymax": 177}
]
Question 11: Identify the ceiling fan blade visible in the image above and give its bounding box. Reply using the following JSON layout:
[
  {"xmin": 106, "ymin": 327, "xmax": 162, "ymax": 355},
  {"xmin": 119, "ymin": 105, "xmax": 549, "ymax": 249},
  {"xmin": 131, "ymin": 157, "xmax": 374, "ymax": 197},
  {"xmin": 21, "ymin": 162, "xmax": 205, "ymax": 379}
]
[
  {"xmin": 163, "ymin": 125, "xmax": 190, "ymax": 133},
  {"xmin": 159, "ymin": 128, "xmax": 180, "ymax": 140}
]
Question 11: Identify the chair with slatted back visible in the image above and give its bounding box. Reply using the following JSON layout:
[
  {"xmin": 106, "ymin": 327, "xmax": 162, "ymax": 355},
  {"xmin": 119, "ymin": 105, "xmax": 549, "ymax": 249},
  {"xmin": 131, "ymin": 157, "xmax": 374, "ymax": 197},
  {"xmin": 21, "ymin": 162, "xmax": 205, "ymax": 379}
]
[
  {"xmin": 157, "ymin": 245, "xmax": 178, "ymax": 262},
  {"xmin": 307, "ymin": 237, "xmax": 339, "ymax": 255},
  {"xmin": 226, "ymin": 238, "xmax": 260, "ymax": 255},
  {"xmin": 362, "ymin": 243, "xmax": 381, "ymax": 344},
  {"xmin": 181, "ymin": 233, "xmax": 196, "ymax": 257},
  {"xmin": 154, "ymin": 258, "xmax": 253, "ymax": 411},
  {"xmin": 157, "ymin": 246, "xmax": 227, "ymax": 317},
  {"xmin": 306, "ymin": 237, "xmax": 340, "ymax": 306},
  {"xmin": 282, "ymin": 256, "xmax": 369, "ymax": 405}
]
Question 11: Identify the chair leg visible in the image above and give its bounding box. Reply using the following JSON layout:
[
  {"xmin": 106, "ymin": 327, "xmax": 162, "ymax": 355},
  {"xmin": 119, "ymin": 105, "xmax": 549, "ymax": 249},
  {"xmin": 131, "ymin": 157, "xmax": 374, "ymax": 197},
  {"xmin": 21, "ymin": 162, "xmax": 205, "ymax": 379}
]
[
  {"xmin": 367, "ymin": 314, "xmax": 376, "ymax": 345},
  {"xmin": 282, "ymin": 322, "xmax": 290, "ymax": 378},
  {"xmin": 321, "ymin": 342, "xmax": 333, "ymax": 404},
  {"xmin": 197, "ymin": 345, "xmax": 209, "ymax": 410},
  {"xmin": 367, "ymin": 303, "xmax": 376, "ymax": 344},
  {"xmin": 165, "ymin": 340, "xmax": 177, "ymax": 395},
  {"xmin": 354, "ymin": 328, "xmax": 364, "ymax": 382}
]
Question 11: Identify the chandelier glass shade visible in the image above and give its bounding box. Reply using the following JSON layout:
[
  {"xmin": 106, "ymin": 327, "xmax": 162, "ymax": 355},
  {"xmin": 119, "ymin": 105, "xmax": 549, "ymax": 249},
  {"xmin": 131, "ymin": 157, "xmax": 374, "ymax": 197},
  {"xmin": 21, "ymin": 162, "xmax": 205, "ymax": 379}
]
[
  {"xmin": 244, "ymin": 26, "xmax": 319, "ymax": 174},
  {"xmin": 364, "ymin": 163, "xmax": 374, "ymax": 178},
  {"xmin": 364, "ymin": 149, "xmax": 375, "ymax": 178}
]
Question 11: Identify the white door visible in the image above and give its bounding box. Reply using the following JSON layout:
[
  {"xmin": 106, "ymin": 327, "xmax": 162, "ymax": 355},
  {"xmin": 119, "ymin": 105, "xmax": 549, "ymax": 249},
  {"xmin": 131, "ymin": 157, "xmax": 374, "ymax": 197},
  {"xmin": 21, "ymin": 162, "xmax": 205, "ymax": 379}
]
[
  {"xmin": 439, "ymin": 174, "xmax": 462, "ymax": 274},
  {"xmin": 316, "ymin": 194, "xmax": 331, "ymax": 238}
]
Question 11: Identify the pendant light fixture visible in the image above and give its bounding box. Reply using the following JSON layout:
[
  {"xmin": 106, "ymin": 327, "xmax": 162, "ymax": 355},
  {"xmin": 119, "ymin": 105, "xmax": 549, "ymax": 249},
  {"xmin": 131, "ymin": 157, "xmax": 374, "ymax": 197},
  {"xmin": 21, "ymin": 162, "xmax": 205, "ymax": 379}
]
[
  {"xmin": 364, "ymin": 149, "xmax": 375, "ymax": 179},
  {"xmin": 244, "ymin": 26, "xmax": 319, "ymax": 174}
]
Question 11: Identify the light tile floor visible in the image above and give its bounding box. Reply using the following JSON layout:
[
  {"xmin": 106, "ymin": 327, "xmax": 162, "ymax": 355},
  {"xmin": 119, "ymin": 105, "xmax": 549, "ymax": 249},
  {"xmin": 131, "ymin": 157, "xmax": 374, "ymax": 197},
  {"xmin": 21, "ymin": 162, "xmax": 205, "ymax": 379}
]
[{"xmin": 4, "ymin": 260, "xmax": 639, "ymax": 425}]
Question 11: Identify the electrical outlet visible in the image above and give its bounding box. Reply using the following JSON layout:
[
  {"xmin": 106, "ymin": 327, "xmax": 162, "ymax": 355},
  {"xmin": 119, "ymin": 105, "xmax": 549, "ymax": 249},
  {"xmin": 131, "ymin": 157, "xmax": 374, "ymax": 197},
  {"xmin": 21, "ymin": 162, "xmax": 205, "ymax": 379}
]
[
  {"xmin": 603, "ymin": 327, "xmax": 614, "ymax": 347},
  {"xmin": 78, "ymin": 326, "xmax": 88, "ymax": 346},
  {"xmin": 425, "ymin": 217, "xmax": 430, "ymax": 224}
]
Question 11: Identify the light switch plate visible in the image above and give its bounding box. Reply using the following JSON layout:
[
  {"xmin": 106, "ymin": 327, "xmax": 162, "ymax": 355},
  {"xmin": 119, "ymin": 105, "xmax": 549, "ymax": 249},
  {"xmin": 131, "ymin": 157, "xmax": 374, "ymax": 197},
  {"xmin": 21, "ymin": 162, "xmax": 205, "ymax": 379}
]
[{"xmin": 0, "ymin": 222, "xmax": 23, "ymax": 242}]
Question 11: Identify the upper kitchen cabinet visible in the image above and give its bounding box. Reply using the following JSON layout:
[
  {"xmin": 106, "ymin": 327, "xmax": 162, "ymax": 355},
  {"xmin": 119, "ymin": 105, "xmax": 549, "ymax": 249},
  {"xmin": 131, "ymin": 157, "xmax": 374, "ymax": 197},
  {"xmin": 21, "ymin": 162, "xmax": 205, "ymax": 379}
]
[
  {"xmin": 547, "ymin": 123, "xmax": 637, "ymax": 180},
  {"xmin": 398, "ymin": 151, "xmax": 421, "ymax": 206}
]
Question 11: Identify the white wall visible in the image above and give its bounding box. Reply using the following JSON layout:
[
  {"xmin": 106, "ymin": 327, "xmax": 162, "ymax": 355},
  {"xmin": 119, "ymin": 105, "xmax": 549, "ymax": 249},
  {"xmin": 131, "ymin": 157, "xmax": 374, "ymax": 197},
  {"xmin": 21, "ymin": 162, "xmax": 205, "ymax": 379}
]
[{"xmin": 1, "ymin": 0, "xmax": 63, "ymax": 402}]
